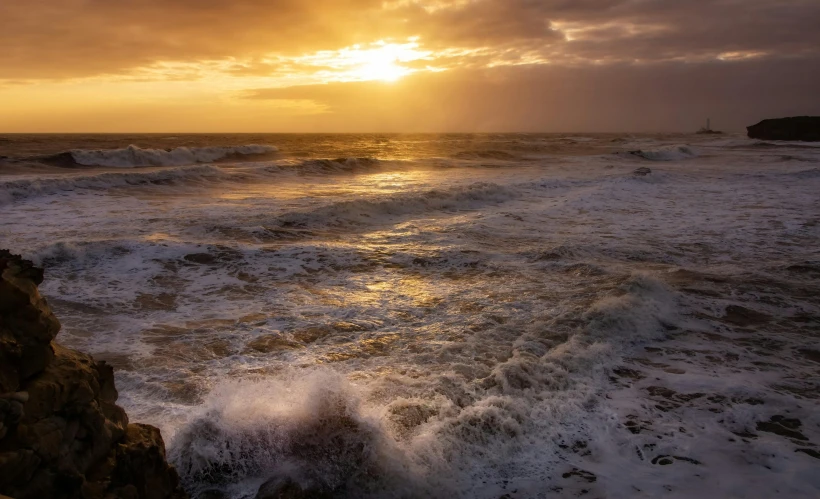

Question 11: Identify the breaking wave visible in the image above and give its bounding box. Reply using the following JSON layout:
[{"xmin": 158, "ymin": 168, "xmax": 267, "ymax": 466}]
[
  {"xmin": 266, "ymin": 182, "xmax": 522, "ymax": 231},
  {"xmin": 0, "ymin": 158, "xmax": 392, "ymax": 205},
  {"xmin": 167, "ymin": 274, "xmax": 681, "ymax": 498},
  {"xmin": 0, "ymin": 165, "xmax": 224, "ymax": 204},
  {"xmin": 45, "ymin": 144, "xmax": 278, "ymax": 168},
  {"xmin": 169, "ymin": 372, "xmax": 423, "ymax": 498},
  {"xmin": 624, "ymin": 145, "xmax": 699, "ymax": 161}
]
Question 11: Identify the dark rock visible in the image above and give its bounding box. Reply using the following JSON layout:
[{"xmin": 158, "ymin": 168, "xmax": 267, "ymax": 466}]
[
  {"xmin": 633, "ymin": 167, "xmax": 652, "ymax": 176},
  {"xmin": 747, "ymin": 116, "xmax": 820, "ymax": 141},
  {"xmin": 0, "ymin": 250, "xmax": 61, "ymax": 393},
  {"xmin": 0, "ymin": 250, "xmax": 188, "ymax": 499}
]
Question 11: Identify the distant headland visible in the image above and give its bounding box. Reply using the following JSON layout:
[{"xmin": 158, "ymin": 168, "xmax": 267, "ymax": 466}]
[{"xmin": 747, "ymin": 116, "xmax": 820, "ymax": 141}]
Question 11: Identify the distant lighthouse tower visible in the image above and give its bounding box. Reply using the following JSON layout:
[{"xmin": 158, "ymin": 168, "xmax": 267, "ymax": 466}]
[{"xmin": 697, "ymin": 118, "xmax": 722, "ymax": 134}]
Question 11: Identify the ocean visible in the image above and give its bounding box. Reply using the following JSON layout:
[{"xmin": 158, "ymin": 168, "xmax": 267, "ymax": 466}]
[{"xmin": 1, "ymin": 133, "xmax": 819, "ymax": 498}]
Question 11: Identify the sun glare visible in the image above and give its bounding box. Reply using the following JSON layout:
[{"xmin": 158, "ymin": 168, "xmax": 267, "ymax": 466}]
[
  {"xmin": 356, "ymin": 56, "xmax": 410, "ymax": 82},
  {"xmin": 296, "ymin": 40, "xmax": 432, "ymax": 83},
  {"xmin": 348, "ymin": 42, "xmax": 418, "ymax": 82}
]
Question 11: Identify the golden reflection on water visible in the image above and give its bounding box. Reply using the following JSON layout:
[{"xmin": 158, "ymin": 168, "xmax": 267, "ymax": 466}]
[{"xmin": 215, "ymin": 169, "xmax": 441, "ymax": 201}]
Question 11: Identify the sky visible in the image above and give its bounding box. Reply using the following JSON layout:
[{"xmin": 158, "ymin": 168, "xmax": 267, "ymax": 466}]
[{"xmin": 1, "ymin": 0, "xmax": 819, "ymax": 133}]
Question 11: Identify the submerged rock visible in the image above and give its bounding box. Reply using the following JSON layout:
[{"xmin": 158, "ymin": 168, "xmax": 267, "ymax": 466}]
[
  {"xmin": 0, "ymin": 249, "xmax": 187, "ymax": 499},
  {"xmin": 747, "ymin": 116, "xmax": 820, "ymax": 141}
]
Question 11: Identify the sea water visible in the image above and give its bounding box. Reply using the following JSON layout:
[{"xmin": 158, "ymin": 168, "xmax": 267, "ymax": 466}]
[{"xmin": 1, "ymin": 133, "xmax": 818, "ymax": 498}]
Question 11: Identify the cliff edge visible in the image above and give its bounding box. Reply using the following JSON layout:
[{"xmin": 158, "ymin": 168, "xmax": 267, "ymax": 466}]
[
  {"xmin": 747, "ymin": 116, "xmax": 820, "ymax": 141},
  {"xmin": 0, "ymin": 250, "xmax": 188, "ymax": 499}
]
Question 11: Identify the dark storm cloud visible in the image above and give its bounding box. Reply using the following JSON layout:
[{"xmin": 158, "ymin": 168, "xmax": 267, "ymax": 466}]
[{"xmin": 2, "ymin": 0, "xmax": 820, "ymax": 79}]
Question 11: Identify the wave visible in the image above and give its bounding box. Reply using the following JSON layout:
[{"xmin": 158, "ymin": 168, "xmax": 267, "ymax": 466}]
[
  {"xmin": 289, "ymin": 157, "xmax": 382, "ymax": 173},
  {"xmin": 624, "ymin": 145, "xmax": 699, "ymax": 161},
  {"xmin": 747, "ymin": 141, "xmax": 820, "ymax": 149},
  {"xmin": 264, "ymin": 182, "xmax": 521, "ymax": 232},
  {"xmin": 450, "ymin": 150, "xmax": 519, "ymax": 161},
  {"xmin": 775, "ymin": 167, "xmax": 820, "ymax": 179},
  {"xmin": 43, "ymin": 144, "xmax": 278, "ymax": 168},
  {"xmin": 166, "ymin": 274, "xmax": 682, "ymax": 498},
  {"xmin": 0, "ymin": 165, "xmax": 224, "ymax": 204},
  {"xmin": 169, "ymin": 371, "xmax": 423, "ymax": 498}
]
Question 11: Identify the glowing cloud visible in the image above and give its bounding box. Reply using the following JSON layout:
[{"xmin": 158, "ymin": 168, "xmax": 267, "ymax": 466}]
[{"xmin": 293, "ymin": 40, "xmax": 435, "ymax": 83}]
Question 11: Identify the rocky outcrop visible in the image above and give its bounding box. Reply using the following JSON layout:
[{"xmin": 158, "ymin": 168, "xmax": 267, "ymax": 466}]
[
  {"xmin": 0, "ymin": 250, "xmax": 187, "ymax": 499},
  {"xmin": 747, "ymin": 116, "xmax": 820, "ymax": 141}
]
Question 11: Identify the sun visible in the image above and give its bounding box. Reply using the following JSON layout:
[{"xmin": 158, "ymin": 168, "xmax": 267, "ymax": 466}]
[
  {"xmin": 349, "ymin": 42, "xmax": 417, "ymax": 82},
  {"xmin": 297, "ymin": 40, "xmax": 430, "ymax": 84},
  {"xmin": 356, "ymin": 57, "xmax": 411, "ymax": 83}
]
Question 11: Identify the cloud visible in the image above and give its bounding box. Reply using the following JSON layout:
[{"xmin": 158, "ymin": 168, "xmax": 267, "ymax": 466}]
[
  {"xmin": 239, "ymin": 56, "xmax": 820, "ymax": 132},
  {"xmin": 2, "ymin": 0, "xmax": 819, "ymax": 132},
  {"xmin": 2, "ymin": 0, "xmax": 819, "ymax": 79}
]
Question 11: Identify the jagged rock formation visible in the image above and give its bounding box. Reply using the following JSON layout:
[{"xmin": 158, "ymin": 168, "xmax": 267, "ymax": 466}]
[
  {"xmin": 0, "ymin": 250, "xmax": 188, "ymax": 499},
  {"xmin": 747, "ymin": 116, "xmax": 820, "ymax": 141}
]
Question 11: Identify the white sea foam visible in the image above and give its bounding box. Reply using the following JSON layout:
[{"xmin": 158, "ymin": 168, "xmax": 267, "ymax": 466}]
[
  {"xmin": 166, "ymin": 273, "xmax": 681, "ymax": 498},
  {"xmin": 69, "ymin": 144, "xmax": 278, "ymax": 167},
  {"xmin": 3, "ymin": 134, "xmax": 819, "ymax": 498}
]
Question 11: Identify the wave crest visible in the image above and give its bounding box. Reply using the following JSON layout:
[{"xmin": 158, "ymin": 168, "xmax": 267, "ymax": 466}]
[
  {"xmin": 625, "ymin": 145, "xmax": 699, "ymax": 161},
  {"xmin": 54, "ymin": 144, "xmax": 278, "ymax": 168},
  {"xmin": 267, "ymin": 182, "xmax": 519, "ymax": 232},
  {"xmin": 0, "ymin": 165, "xmax": 224, "ymax": 204},
  {"xmin": 296, "ymin": 157, "xmax": 382, "ymax": 173}
]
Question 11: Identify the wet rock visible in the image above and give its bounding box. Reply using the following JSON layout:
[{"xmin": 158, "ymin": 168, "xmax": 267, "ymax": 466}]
[
  {"xmin": 0, "ymin": 250, "xmax": 61, "ymax": 393},
  {"xmin": 108, "ymin": 424, "xmax": 186, "ymax": 499},
  {"xmin": 0, "ymin": 250, "xmax": 187, "ymax": 499},
  {"xmin": 633, "ymin": 167, "xmax": 652, "ymax": 176},
  {"xmin": 747, "ymin": 116, "xmax": 820, "ymax": 141}
]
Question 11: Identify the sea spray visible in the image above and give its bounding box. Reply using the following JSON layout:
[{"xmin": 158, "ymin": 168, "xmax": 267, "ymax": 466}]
[{"xmin": 169, "ymin": 370, "xmax": 428, "ymax": 498}]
